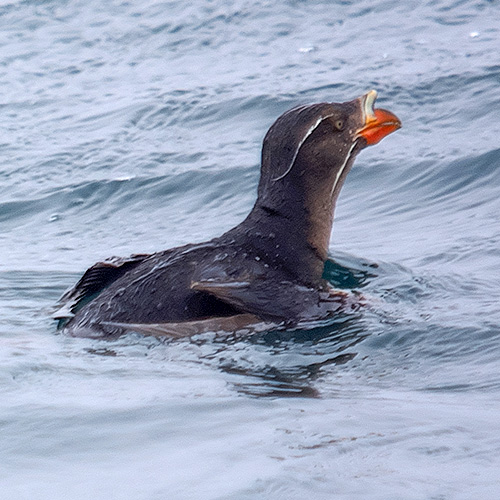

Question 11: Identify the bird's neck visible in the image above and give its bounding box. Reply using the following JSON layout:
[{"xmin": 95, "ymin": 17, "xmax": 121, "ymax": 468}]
[{"xmin": 230, "ymin": 201, "xmax": 334, "ymax": 286}]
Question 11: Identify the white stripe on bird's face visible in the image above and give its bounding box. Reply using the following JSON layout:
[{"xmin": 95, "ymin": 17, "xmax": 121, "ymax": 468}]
[
  {"xmin": 271, "ymin": 112, "xmax": 337, "ymax": 182},
  {"xmin": 330, "ymin": 139, "xmax": 359, "ymax": 199}
]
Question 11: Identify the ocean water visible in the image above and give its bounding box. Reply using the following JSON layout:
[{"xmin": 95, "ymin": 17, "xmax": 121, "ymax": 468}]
[{"xmin": 1, "ymin": 0, "xmax": 500, "ymax": 498}]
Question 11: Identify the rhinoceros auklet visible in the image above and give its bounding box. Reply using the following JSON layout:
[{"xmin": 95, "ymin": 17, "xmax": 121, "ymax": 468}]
[{"xmin": 54, "ymin": 90, "xmax": 401, "ymax": 338}]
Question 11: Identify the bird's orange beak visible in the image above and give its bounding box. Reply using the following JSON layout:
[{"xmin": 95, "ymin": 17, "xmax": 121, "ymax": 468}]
[{"xmin": 356, "ymin": 90, "xmax": 401, "ymax": 146}]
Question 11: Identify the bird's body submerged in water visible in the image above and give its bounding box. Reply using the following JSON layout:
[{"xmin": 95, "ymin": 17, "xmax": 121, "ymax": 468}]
[{"xmin": 54, "ymin": 90, "xmax": 401, "ymax": 338}]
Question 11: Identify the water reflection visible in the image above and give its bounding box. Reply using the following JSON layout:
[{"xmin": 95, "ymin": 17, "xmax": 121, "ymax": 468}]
[{"xmin": 208, "ymin": 313, "xmax": 369, "ymax": 398}]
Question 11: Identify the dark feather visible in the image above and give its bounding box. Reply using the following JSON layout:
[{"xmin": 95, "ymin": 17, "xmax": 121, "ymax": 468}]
[{"xmin": 53, "ymin": 254, "xmax": 149, "ymax": 321}]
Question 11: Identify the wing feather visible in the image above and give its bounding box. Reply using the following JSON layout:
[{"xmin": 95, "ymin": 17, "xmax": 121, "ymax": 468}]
[{"xmin": 53, "ymin": 254, "xmax": 149, "ymax": 321}]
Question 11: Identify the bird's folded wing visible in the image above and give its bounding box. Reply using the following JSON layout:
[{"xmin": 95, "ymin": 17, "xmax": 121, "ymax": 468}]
[{"xmin": 190, "ymin": 278, "xmax": 346, "ymax": 321}]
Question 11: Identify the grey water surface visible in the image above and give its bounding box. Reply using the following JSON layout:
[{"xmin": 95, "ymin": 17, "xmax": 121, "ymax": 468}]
[{"xmin": 1, "ymin": 0, "xmax": 500, "ymax": 499}]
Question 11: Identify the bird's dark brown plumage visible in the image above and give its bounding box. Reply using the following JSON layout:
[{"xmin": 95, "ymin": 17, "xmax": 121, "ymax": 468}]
[{"xmin": 54, "ymin": 90, "xmax": 400, "ymax": 338}]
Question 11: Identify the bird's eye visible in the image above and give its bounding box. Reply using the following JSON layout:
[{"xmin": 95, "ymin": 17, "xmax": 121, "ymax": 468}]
[{"xmin": 334, "ymin": 120, "xmax": 344, "ymax": 131}]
